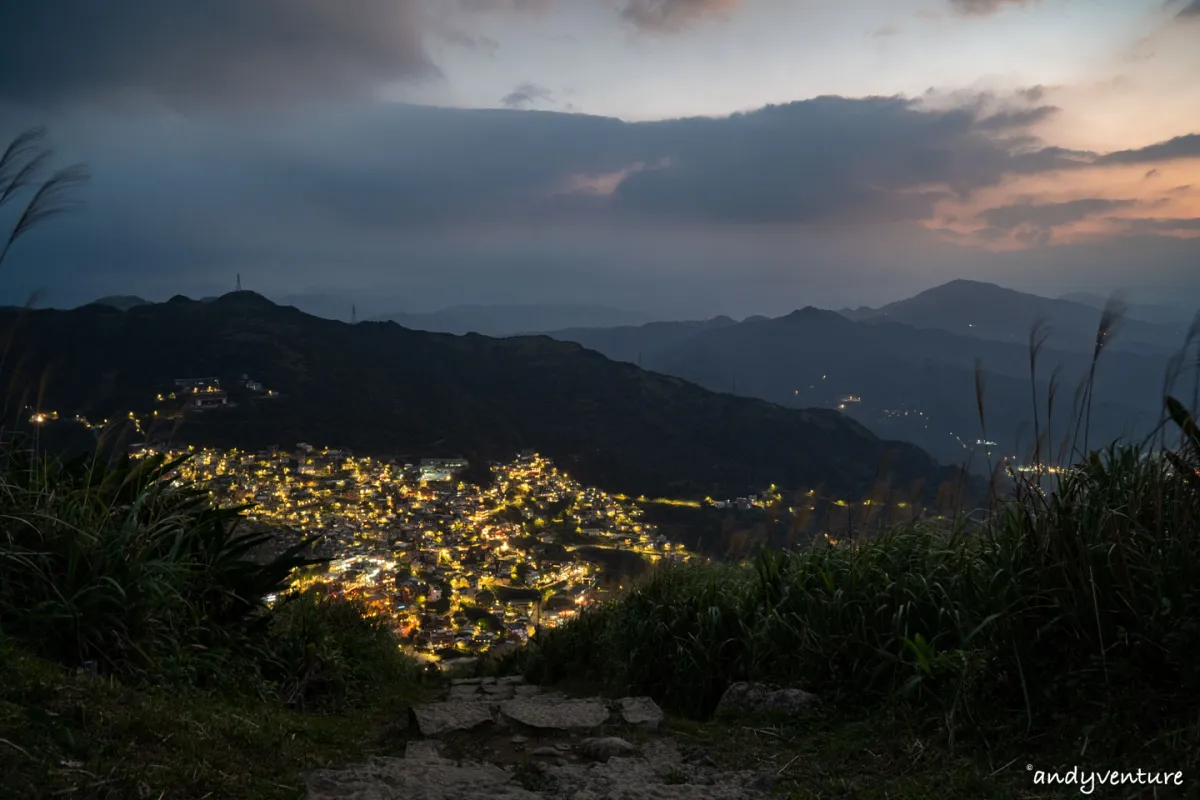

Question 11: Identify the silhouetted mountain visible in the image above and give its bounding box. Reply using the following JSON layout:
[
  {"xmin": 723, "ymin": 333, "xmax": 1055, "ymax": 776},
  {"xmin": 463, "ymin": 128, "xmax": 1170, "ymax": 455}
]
[
  {"xmin": 545, "ymin": 306, "xmax": 1171, "ymax": 467},
  {"xmin": 840, "ymin": 279, "xmax": 1187, "ymax": 355},
  {"xmin": 86, "ymin": 295, "xmax": 150, "ymax": 311},
  {"xmin": 0, "ymin": 293, "xmax": 966, "ymax": 502},
  {"xmin": 1058, "ymin": 292, "xmax": 1196, "ymax": 327},
  {"xmin": 547, "ymin": 316, "xmax": 738, "ymax": 364},
  {"xmin": 369, "ymin": 304, "xmax": 654, "ymax": 337}
]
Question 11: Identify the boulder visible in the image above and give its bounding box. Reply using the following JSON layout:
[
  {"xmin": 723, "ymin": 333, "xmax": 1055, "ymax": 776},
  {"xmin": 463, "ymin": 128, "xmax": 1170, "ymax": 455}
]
[
  {"xmin": 617, "ymin": 696, "xmax": 664, "ymax": 728},
  {"xmin": 412, "ymin": 701, "xmax": 496, "ymax": 736},
  {"xmin": 714, "ymin": 682, "xmax": 818, "ymax": 718}
]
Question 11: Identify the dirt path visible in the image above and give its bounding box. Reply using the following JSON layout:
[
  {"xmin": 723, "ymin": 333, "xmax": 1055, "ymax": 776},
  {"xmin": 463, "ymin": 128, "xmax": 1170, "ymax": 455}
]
[{"xmin": 305, "ymin": 676, "xmax": 780, "ymax": 799}]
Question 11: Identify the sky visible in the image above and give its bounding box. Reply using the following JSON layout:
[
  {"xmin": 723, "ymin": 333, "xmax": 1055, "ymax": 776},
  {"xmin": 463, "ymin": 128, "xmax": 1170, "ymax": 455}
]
[{"xmin": 0, "ymin": 0, "xmax": 1198, "ymax": 318}]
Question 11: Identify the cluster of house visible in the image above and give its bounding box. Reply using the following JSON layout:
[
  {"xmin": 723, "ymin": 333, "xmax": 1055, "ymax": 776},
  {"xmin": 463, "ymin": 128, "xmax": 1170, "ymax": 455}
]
[
  {"xmin": 149, "ymin": 446, "xmax": 689, "ymax": 661},
  {"xmin": 164, "ymin": 375, "xmax": 278, "ymax": 410}
]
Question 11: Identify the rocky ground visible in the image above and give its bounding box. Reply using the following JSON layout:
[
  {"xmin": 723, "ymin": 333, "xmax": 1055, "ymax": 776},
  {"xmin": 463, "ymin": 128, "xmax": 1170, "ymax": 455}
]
[{"xmin": 305, "ymin": 676, "xmax": 802, "ymax": 799}]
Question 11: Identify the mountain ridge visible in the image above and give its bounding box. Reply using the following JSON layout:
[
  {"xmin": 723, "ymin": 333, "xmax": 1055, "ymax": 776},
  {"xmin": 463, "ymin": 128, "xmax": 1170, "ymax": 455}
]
[
  {"xmin": 839, "ymin": 279, "xmax": 1187, "ymax": 354},
  {"xmin": 5, "ymin": 292, "xmax": 969, "ymax": 503}
]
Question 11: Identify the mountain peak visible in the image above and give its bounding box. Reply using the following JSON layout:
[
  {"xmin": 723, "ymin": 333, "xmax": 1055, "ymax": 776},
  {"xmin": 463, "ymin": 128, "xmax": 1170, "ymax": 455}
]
[
  {"xmin": 781, "ymin": 306, "xmax": 847, "ymax": 323},
  {"xmin": 920, "ymin": 279, "xmax": 1007, "ymax": 297},
  {"xmin": 88, "ymin": 295, "xmax": 149, "ymax": 311}
]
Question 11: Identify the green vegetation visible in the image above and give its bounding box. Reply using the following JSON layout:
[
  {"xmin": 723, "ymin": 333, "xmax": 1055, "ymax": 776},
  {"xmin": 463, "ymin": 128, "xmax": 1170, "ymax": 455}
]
[
  {"xmin": 0, "ymin": 444, "xmax": 429, "ymax": 798},
  {"xmin": 514, "ymin": 387, "xmax": 1200, "ymax": 793}
]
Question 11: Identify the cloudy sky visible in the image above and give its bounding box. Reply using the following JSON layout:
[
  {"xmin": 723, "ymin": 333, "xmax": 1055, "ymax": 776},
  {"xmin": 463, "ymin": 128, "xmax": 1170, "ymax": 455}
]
[{"xmin": 1, "ymin": 0, "xmax": 1198, "ymax": 317}]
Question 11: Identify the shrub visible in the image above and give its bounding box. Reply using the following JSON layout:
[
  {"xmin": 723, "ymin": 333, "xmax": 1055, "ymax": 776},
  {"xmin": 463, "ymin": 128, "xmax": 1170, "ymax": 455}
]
[
  {"xmin": 527, "ymin": 398, "xmax": 1200, "ymax": 724},
  {"xmin": 263, "ymin": 588, "xmax": 419, "ymax": 712},
  {"xmin": 0, "ymin": 447, "xmax": 324, "ymax": 689}
]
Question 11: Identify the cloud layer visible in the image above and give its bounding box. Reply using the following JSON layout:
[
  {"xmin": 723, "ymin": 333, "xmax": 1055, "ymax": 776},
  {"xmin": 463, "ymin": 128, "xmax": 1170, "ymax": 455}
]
[{"xmin": 0, "ymin": 0, "xmax": 434, "ymax": 107}]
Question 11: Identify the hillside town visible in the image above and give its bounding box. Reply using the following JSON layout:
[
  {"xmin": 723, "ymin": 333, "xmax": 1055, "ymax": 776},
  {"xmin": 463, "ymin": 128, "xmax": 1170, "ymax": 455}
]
[{"xmin": 134, "ymin": 445, "xmax": 695, "ymax": 663}]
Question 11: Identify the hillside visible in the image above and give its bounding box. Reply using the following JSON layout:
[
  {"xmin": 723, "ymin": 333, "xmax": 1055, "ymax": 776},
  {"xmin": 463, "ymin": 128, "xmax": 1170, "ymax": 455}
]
[
  {"xmin": 0, "ymin": 292, "xmax": 965, "ymax": 501},
  {"xmin": 369, "ymin": 304, "xmax": 654, "ymax": 337},
  {"xmin": 544, "ymin": 316, "xmax": 738, "ymax": 364},
  {"xmin": 840, "ymin": 279, "xmax": 1187, "ymax": 355},
  {"xmin": 546, "ymin": 307, "xmax": 1167, "ymax": 466}
]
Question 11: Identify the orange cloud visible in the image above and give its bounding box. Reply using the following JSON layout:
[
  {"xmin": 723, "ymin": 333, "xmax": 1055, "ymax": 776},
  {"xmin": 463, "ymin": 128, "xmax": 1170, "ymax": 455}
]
[{"xmin": 926, "ymin": 159, "xmax": 1200, "ymax": 250}]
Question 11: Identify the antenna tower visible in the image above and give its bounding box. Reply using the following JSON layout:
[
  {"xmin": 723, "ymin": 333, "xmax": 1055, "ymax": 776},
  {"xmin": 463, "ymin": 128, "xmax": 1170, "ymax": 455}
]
[{"xmin": 236, "ymin": 273, "xmax": 242, "ymax": 292}]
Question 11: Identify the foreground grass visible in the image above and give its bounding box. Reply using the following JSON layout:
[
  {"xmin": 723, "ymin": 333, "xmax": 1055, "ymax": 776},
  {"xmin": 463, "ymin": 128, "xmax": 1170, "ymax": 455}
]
[
  {"xmin": 683, "ymin": 696, "xmax": 1200, "ymax": 799},
  {"xmin": 0, "ymin": 643, "xmax": 433, "ymax": 800}
]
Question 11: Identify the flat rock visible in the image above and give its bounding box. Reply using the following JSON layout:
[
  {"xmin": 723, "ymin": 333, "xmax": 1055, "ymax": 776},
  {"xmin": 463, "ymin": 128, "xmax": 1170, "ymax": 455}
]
[
  {"xmin": 451, "ymin": 678, "xmax": 483, "ymax": 686},
  {"xmin": 497, "ymin": 675, "xmax": 527, "ymax": 686},
  {"xmin": 512, "ymin": 684, "xmax": 543, "ymax": 697},
  {"xmin": 617, "ymin": 696, "xmax": 664, "ymax": 728},
  {"xmin": 483, "ymin": 684, "xmax": 515, "ymax": 697},
  {"xmin": 500, "ymin": 697, "xmax": 611, "ymax": 731},
  {"xmin": 412, "ymin": 701, "xmax": 495, "ymax": 736}
]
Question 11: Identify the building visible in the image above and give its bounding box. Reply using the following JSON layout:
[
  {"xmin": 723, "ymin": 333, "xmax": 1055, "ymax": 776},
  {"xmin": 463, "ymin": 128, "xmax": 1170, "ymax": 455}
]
[
  {"xmin": 419, "ymin": 458, "xmax": 469, "ymax": 482},
  {"xmin": 175, "ymin": 377, "xmax": 220, "ymax": 391},
  {"xmin": 187, "ymin": 389, "xmax": 228, "ymax": 409}
]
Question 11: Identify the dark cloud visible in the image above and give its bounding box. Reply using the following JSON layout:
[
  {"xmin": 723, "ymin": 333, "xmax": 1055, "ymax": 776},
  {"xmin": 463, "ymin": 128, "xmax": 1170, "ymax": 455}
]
[
  {"xmin": 609, "ymin": 97, "xmax": 1085, "ymax": 224},
  {"xmin": 948, "ymin": 0, "xmax": 1034, "ymax": 16},
  {"xmin": 1178, "ymin": 0, "xmax": 1200, "ymax": 19},
  {"xmin": 6, "ymin": 95, "xmax": 1198, "ymax": 312},
  {"xmin": 1146, "ymin": 168, "xmax": 1160, "ymax": 179},
  {"xmin": 976, "ymin": 105, "xmax": 1059, "ymax": 130},
  {"xmin": 620, "ymin": 0, "xmax": 739, "ymax": 33},
  {"xmin": 1098, "ymin": 134, "xmax": 1200, "ymax": 165},
  {"xmin": 979, "ymin": 198, "xmax": 1139, "ymax": 231},
  {"xmin": 871, "ymin": 24, "xmax": 902, "ymax": 38},
  {"xmin": 9, "ymin": 95, "xmax": 1109, "ymax": 243},
  {"xmin": 502, "ymin": 83, "xmax": 556, "ymax": 109},
  {"xmin": 0, "ymin": 0, "xmax": 434, "ymax": 108},
  {"xmin": 1018, "ymin": 86, "xmax": 1047, "ymax": 103}
]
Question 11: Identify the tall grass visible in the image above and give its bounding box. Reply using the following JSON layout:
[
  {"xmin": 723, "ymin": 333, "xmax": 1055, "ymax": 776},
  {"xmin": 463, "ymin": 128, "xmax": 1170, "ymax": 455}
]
[
  {"xmin": 0, "ymin": 449, "xmax": 322, "ymax": 683},
  {"xmin": 524, "ymin": 303, "xmax": 1200, "ymax": 730}
]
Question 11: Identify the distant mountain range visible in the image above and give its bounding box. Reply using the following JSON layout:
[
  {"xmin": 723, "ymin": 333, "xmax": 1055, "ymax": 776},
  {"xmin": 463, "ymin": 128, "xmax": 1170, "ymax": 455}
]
[
  {"xmin": 368, "ymin": 304, "xmax": 655, "ymax": 337},
  {"xmin": 7, "ymin": 292, "xmax": 966, "ymax": 501},
  {"xmin": 546, "ymin": 284, "xmax": 1178, "ymax": 467},
  {"xmin": 89, "ymin": 295, "xmax": 151, "ymax": 311},
  {"xmin": 85, "ymin": 295, "xmax": 654, "ymax": 336},
  {"xmin": 840, "ymin": 279, "xmax": 1191, "ymax": 355}
]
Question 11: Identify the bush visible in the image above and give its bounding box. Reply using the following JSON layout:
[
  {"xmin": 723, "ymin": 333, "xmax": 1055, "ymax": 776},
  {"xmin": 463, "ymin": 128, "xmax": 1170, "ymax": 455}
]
[
  {"xmin": 0, "ymin": 447, "xmax": 324, "ymax": 689},
  {"xmin": 263, "ymin": 588, "xmax": 419, "ymax": 712},
  {"xmin": 526, "ymin": 398, "xmax": 1200, "ymax": 724}
]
